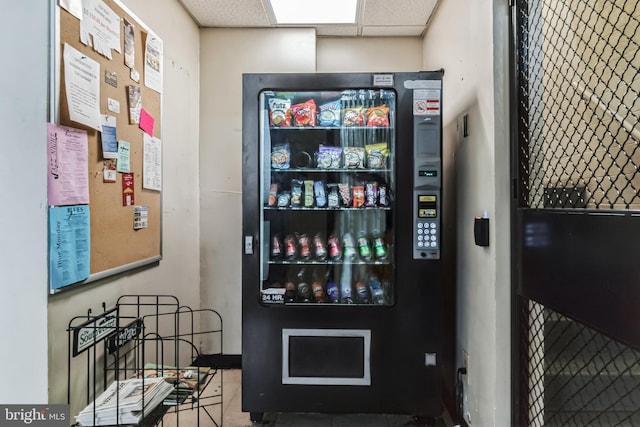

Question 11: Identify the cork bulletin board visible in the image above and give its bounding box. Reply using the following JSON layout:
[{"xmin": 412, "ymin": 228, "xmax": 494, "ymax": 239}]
[{"xmin": 51, "ymin": 0, "xmax": 162, "ymax": 292}]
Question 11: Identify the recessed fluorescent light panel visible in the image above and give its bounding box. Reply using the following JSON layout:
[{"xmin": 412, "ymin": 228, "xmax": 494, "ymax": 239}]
[{"xmin": 270, "ymin": 0, "xmax": 357, "ymax": 24}]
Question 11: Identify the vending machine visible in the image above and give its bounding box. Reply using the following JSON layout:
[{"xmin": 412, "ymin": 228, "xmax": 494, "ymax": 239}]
[{"xmin": 241, "ymin": 71, "xmax": 445, "ymax": 422}]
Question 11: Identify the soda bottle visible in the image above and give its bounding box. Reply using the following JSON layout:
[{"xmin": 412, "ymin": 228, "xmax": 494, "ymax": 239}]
[
  {"xmin": 284, "ymin": 281, "xmax": 297, "ymax": 303},
  {"xmin": 342, "ymin": 232, "xmax": 357, "ymax": 261},
  {"xmin": 314, "ymin": 233, "xmax": 327, "ymax": 260},
  {"xmin": 328, "ymin": 234, "xmax": 342, "ymax": 261},
  {"xmin": 312, "ymin": 281, "xmax": 326, "ymax": 303},
  {"xmin": 341, "ymin": 280, "xmax": 354, "ymax": 304},
  {"xmin": 357, "ymin": 233, "xmax": 372, "ymax": 261},
  {"xmin": 369, "ymin": 276, "xmax": 386, "ymax": 304},
  {"xmin": 298, "ymin": 233, "xmax": 311, "ymax": 259},
  {"xmin": 340, "ymin": 265, "xmax": 354, "ymax": 304},
  {"xmin": 284, "ymin": 234, "xmax": 297, "ymax": 259},
  {"xmin": 271, "ymin": 234, "xmax": 283, "ymax": 259},
  {"xmin": 373, "ymin": 232, "xmax": 387, "ymax": 260},
  {"xmin": 326, "ymin": 281, "xmax": 339, "ymax": 303},
  {"xmin": 296, "ymin": 268, "xmax": 311, "ymax": 302},
  {"xmin": 355, "ymin": 280, "xmax": 370, "ymax": 304}
]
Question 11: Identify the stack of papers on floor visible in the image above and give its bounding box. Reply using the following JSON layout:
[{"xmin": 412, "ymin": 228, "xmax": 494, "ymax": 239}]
[
  {"xmin": 75, "ymin": 377, "xmax": 174, "ymax": 426},
  {"xmin": 139, "ymin": 363, "xmax": 211, "ymax": 405}
]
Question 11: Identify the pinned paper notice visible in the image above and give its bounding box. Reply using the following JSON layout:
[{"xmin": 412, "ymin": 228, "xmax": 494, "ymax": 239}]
[
  {"xmin": 122, "ymin": 173, "xmax": 134, "ymax": 206},
  {"xmin": 117, "ymin": 140, "xmax": 131, "ymax": 173},
  {"xmin": 139, "ymin": 108, "xmax": 154, "ymax": 136},
  {"xmin": 63, "ymin": 44, "xmax": 102, "ymax": 131},
  {"xmin": 80, "ymin": 0, "xmax": 121, "ymax": 59},
  {"xmin": 100, "ymin": 115, "xmax": 118, "ymax": 159},
  {"xmin": 59, "ymin": 0, "xmax": 83, "ymax": 20}
]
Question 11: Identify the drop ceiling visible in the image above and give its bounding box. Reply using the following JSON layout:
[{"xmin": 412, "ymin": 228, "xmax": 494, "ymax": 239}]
[{"xmin": 178, "ymin": 0, "xmax": 439, "ymax": 37}]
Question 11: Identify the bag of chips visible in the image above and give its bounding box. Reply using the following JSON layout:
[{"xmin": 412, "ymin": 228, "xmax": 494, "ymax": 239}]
[
  {"xmin": 342, "ymin": 106, "xmax": 365, "ymax": 127},
  {"xmin": 365, "ymin": 142, "xmax": 389, "ymax": 169},
  {"xmin": 268, "ymin": 183, "xmax": 279, "ymax": 206},
  {"xmin": 366, "ymin": 105, "xmax": 390, "ymax": 127},
  {"xmin": 316, "ymin": 146, "xmax": 342, "ymax": 169},
  {"xmin": 314, "ymin": 181, "xmax": 327, "ymax": 207},
  {"xmin": 269, "ymin": 98, "xmax": 291, "ymax": 127},
  {"xmin": 352, "ymin": 186, "xmax": 365, "ymax": 208},
  {"xmin": 292, "ymin": 99, "xmax": 317, "ymax": 127},
  {"xmin": 304, "ymin": 180, "xmax": 315, "ymax": 207},
  {"xmin": 343, "ymin": 147, "xmax": 365, "ymax": 169},
  {"xmin": 271, "ymin": 143, "xmax": 290, "ymax": 169},
  {"xmin": 318, "ymin": 100, "xmax": 341, "ymax": 127}
]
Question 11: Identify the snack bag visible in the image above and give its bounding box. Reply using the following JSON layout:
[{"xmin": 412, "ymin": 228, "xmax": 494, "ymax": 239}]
[
  {"xmin": 268, "ymin": 183, "xmax": 279, "ymax": 206},
  {"xmin": 378, "ymin": 185, "xmax": 389, "ymax": 206},
  {"xmin": 271, "ymin": 143, "xmax": 290, "ymax": 169},
  {"xmin": 304, "ymin": 180, "xmax": 315, "ymax": 207},
  {"xmin": 343, "ymin": 147, "xmax": 365, "ymax": 169},
  {"xmin": 314, "ymin": 181, "xmax": 327, "ymax": 207},
  {"xmin": 352, "ymin": 186, "xmax": 365, "ymax": 208},
  {"xmin": 277, "ymin": 192, "xmax": 291, "ymax": 207},
  {"xmin": 338, "ymin": 183, "xmax": 352, "ymax": 206},
  {"xmin": 316, "ymin": 146, "xmax": 342, "ymax": 169},
  {"xmin": 365, "ymin": 142, "xmax": 389, "ymax": 169},
  {"xmin": 327, "ymin": 184, "xmax": 340, "ymax": 208},
  {"xmin": 292, "ymin": 99, "xmax": 317, "ymax": 127},
  {"xmin": 290, "ymin": 179, "xmax": 303, "ymax": 206},
  {"xmin": 318, "ymin": 100, "xmax": 341, "ymax": 127},
  {"xmin": 366, "ymin": 104, "xmax": 390, "ymax": 127},
  {"xmin": 269, "ymin": 98, "xmax": 291, "ymax": 127},
  {"xmin": 365, "ymin": 182, "xmax": 378, "ymax": 207},
  {"xmin": 342, "ymin": 106, "xmax": 365, "ymax": 126}
]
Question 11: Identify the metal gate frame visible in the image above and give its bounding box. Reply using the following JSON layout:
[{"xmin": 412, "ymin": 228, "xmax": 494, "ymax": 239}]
[{"xmin": 510, "ymin": 0, "xmax": 640, "ymax": 425}]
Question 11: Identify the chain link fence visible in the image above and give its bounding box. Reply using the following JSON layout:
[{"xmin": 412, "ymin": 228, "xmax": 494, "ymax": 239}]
[
  {"xmin": 520, "ymin": 299, "xmax": 640, "ymax": 426},
  {"xmin": 516, "ymin": 0, "xmax": 640, "ymax": 209},
  {"xmin": 515, "ymin": 0, "xmax": 640, "ymax": 425}
]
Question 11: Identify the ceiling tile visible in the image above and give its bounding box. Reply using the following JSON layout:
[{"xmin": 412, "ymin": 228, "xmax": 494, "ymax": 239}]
[
  {"xmin": 362, "ymin": 0, "xmax": 437, "ymax": 26},
  {"xmin": 180, "ymin": 0, "xmax": 271, "ymax": 27},
  {"xmin": 361, "ymin": 25, "xmax": 426, "ymax": 37},
  {"xmin": 178, "ymin": 0, "xmax": 440, "ymax": 37},
  {"xmin": 316, "ymin": 26, "xmax": 359, "ymax": 37}
]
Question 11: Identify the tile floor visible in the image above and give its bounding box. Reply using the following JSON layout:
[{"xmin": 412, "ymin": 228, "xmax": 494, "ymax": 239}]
[{"xmin": 161, "ymin": 369, "xmax": 455, "ymax": 427}]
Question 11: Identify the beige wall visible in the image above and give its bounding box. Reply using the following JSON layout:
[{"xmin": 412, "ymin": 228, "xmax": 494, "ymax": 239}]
[
  {"xmin": 317, "ymin": 37, "xmax": 423, "ymax": 72},
  {"xmin": 422, "ymin": 0, "xmax": 511, "ymax": 425},
  {"xmin": 199, "ymin": 28, "xmax": 316, "ymax": 355},
  {"xmin": 47, "ymin": 0, "xmax": 201, "ymax": 414}
]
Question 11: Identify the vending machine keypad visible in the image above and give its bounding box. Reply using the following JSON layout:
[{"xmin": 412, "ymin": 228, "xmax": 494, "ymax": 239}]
[{"xmin": 411, "ymin": 80, "xmax": 442, "ymax": 260}]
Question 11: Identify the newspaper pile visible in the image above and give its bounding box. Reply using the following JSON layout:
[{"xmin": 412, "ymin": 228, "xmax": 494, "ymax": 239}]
[{"xmin": 75, "ymin": 377, "xmax": 173, "ymax": 426}]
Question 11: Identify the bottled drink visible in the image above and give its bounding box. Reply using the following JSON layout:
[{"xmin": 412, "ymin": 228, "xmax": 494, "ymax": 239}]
[
  {"xmin": 314, "ymin": 233, "xmax": 327, "ymax": 260},
  {"xmin": 373, "ymin": 232, "xmax": 387, "ymax": 260},
  {"xmin": 284, "ymin": 234, "xmax": 297, "ymax": 259},
  {"xmin": 355, "ymin": 280, "xmax": 370, "ymax": 304},
  {"xmin": 284, "ymin": 281, "xmax": 297, "ymax": 303},
  {"xmin": 341, "ymin": 280, "xmax": 354, "ymax": 304},
  {"xmin": 296, "ymin": 268, "xmax": 311, "ymax": 302},
  {"xmin": 298, "ymin": 233, "xmax": 311, "ymax": 259},
  {"xmin": 357, "ymin": 233, "xmax": 372, "ymax": 261},
  {"xmin": 369, "ymin": 276, "xmax": 386, "ymax": 304},
  {"xmin": 342, "ymin": 232, "xmax": 357, "ymax": 261},
  {"xmin": 312, "ymin": 281, "xmax": 326, "ymax": 303},
  {"xmin": 271, "ymin": 234, "xmax": 282, "ymax": 259},
  {"xmin": 328, "ymin": 234, "xmax": 342, "ymax": 261},
  {"xmin": 326, "ymin": 281, "xmax": 339, "ymax": 303}
]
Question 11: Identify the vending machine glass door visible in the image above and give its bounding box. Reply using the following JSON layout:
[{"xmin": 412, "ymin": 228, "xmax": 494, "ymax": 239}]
[{"xmin": 258, "ymin": 90, "xmax": 396, "ymax": 307}]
